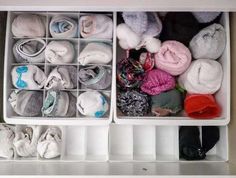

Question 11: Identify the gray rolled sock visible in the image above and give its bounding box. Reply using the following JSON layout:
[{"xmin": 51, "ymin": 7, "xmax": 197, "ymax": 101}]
[
  {"xmin": 24, "ymin": 91, "xmax": 43, "ymax": 116},
  {"xmin": 63, "ymin": 66, "xmax": 77, "ymax": 88},
  {"xmin": 66, "ymin": 92, "xmax": 76, "ymax": 117}
]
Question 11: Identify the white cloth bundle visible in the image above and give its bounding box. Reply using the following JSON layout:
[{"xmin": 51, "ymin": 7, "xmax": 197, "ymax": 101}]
[
  {"xmin": 11, "ymin": 65, "xmax": 47, "ymax": 90},
  {"xmin": 79, "ymin": 14, "xmax": 113, "ymax": 39},
  {"xmin": 45, "ymin": 41, "xmax": 75, "ymax": 64},
  {"xmin": 78, "ymin": 42, "xmax": 112, "ymax": 65},
  {"xmin": 13, "ymin": 126, "xmax": 41, "ymax": 157},
  {"xmin": 0, "ymin": 125, "xmax": 15, "ymax": 159},
  {"xmin": 178, "ymin": 59, "xmax": 223, "ymax": 94},
  {"xmin": 12, "ymin": 14, "xmax": 46, "ymax": 37},
  {"xmin": 37, "ymin": 127, "xmax": 62, "ymax": 159},
  {"xmin": 49, "ymin": 15, "xmax": 78, "ymax": 38}
]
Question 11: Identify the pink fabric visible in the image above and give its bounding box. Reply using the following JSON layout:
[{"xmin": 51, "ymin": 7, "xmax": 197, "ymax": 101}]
[
  {"xmin": 154, "ymin": 40, "xmax": 191, "ymax": 76},
  {"xmin": 141, "ymin": 69, "xmax": 176, "ymax": 95}
]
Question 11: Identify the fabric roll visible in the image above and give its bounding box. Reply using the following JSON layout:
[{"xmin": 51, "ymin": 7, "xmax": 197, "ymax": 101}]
[
  {"xmin": 184, "ymin": 94, "xmax": 221, "ymax": 119},
  {"xmin": 49, "ymin": 15, "xmax": 78, "ymax": 38},
  {"xmin": 154, "ymin": 40, "xmax": 192, "ymax": 76},
  {"xmin": 141, "ymin": 69, "xmax": 176, "ymax": 95},
  {"xmin": 117, "ymin": 90, "xmax": 150, "ymax": 117},
  {"xmin": 178, "ymin": 59, "xmax": 223, "ymax": 94},
  {"xmin": 9, "ymin": 90, "xmax": 43, "ymax": 116},
  {"xmin": 13, "ymin": 39, "xmax": 46, "ymax": 63},
  {"xmin": 189, "ymin": 23, "xmax": 226, "ymax": 60},
  {"xmin": 45, "ymin": 41, "xmax": 75, "ymax": 64},
  {"xmin": 192, "ymin": 12, "xmax": 221, "ymax": 23},
  {"xmin": 77, "ymin": 91, "xmax": 108, "ymax": 118},
  {"xmin": 78, "ymin": 42, "xmax": 112, "ymax": 65},
  {"xmin": 202, "ymin": 126, "xmax": 220, "ymax": 153},
  {"xmin": 78, "ymin": 66, "xmax": 112, "ymax": 90},
  {"xmin": 12, "ymin": 14, "xmax": 46, "ymax": 37},
  {"xmin": 11, "ymin": 65, "xmax": 46, "ymax": 90},
  {"xmin": 79, "ymin": 14, "xmax": 113, "ymax": 39},
  {"xmin": 139, "ymin": 52, "xmax": 155, "ymax": 72},
  {"xmin": 0, "ymin": 124, "xmax": 15, "ymax": 159},
  {"xmin": 45, "ymin": 66, "xmax": 77, "ymax": 90},
  {"xmin": 37, "ymin": 127, "xmax": 62, "ymax": 159}
]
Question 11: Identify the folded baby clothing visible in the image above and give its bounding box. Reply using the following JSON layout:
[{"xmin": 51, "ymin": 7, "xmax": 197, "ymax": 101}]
[
  {"xmin": 141, "ymin": 69, "xmax": 176, "ymax": 95},
  {"xmin": 45, "ymin": 66, "xmax": 77, "ymax": 90},
  {"xmin": 117, "ymin": 90, "xmax": 150, "ymax": 116},
  {"xmin": 189, "ymin": 23, "xmax": 226, "ymax": 60},
  {"xmin": 78, "ymin": 66, "xmax": 112, "ymax": 90},
  {"xmin": 117, "ymin": 57, "xmax": 144, "ymax": 89},
  {"xmin": 13, "ymin": 126, "xmax": 41, "ymax": 157},
  {"xmin": 79, "ymin": 14, "xmax": 113, "ymax": 39},
  {"xmin": 202, "ymin": 126, "xmax": 220, "ymax": 153},
  {"xmin": 9, "ymin": 90, "xmax": 43, "ymax": 116},
  {"xmin": 184, "ymin": 94, "xmax": 221, "ymax": 119},
  {"xmin": 178, "ymin": 59, "xmax": 223, "ymax": 94},
  {"xmin": 37, "ymin": 127, "xmax": 62, "ymax": 159},
  {"xmin": 0, "ymin": 125, "xmax": 15, "ymax": 159},
  {"xmin": 45, "ymin": 41, "xmax": 75, "ymax": 64},
  {"xmin": 160, "ymin": 12, "xmax": 200, "ymax": 46},
  {"xmin": 154, "ymin": 40, "xmax": 192, "ymax": 76},
  {"xmin": 192, "ymin": 12, "xmax": 221, "ymax": 23},
  {"xmin": 78, "ymin": 42, "xmax": 112, "ymax": 65},
  {"xmin": 42, "ymin": 91, "xmax": 76, "ymax": 117},
  {"xmin": 139, "ymin": 52, "xmax": 155, "ymax": 72},
  {"xmin": 13, "ymin": 39, "xmax": 46, "ymax": 63},
  {"xmin": 151, "ymin": 89, "xmax": 183, "ymax": 116},
  {"xmin": 49, "ymin": 15, "xmax": 78, "ymax": 38},
  {"xmin": 12, "ymin": 14, "xmax": 46, "ymax": 37},
  {"xmin": 11, "ymin": 65, "xmax": 47, "ymax": 90}
]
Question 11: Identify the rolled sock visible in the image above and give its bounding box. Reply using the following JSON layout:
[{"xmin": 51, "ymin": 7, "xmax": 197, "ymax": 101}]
[
  {"xmin": 11, "ymin": 65, "xmax": 47, "ymax": 90},
  {"xmin": 9, "ymin": 90, "xmax": 43, "ymax": 116},
  {"xmin": 117, "ymin": 90, "xmax": 150, "ymax": 117},
  {"xmin": 49, "ymin": 15, "xmax": 78, "ymax": 38},
  {"xmin": 202, "ymin": 126, "xmax": 220, "ymax": 152},
  {"xmin": 77, "ymin": 91, "xmax": 109, "ymax": 118},
  {"xmin": 179, "ymin": 126, "xmax": 206, "ymax": 160},
  {"xmin": 141, "ymin": 69, "xmax": 176, "ymax": 95},
  {"xmin": 192, "ymin": 12, "xmax": 221, "ymax": 23},
  {"xmin": 37, "ymin": 127, "xmax": 62, "ymax": 159},
  {"xmin": 139, "ymin": 52, "xmax": 155, "ymax": 72},
  {"xmin": 178, "ymin": 59, "xmax": 223, "ymax": 94},
  {"xmin": 154, "ymin": 40, "xmax": 192, "ymax": 76},
  {"xmin": 184, "ymin": 94, "xmax": 221, "ymax": 119},
  {"xmin": 45, "ymin": 41, "xmax": 75, "ymax": 64},
  {"xmin": 12, "ymin": 14, "xmax": 46, "ymax": 37},
  {"xmin": 13, "ymin": 38, "xmax": 46, "ymax": 63},
  {"xmin": 79, "ymin": 14, "xmax": 113, "ymax": 39},
  {"xmin": 189, "ymin": 23, "xmax": 226, "ymax": 60},
  {"xmin": 0, "ymin": 124, "xmax": 15, "ymax": 159},
  {"xmin": 13, "ymin": 126, "xmax": 42, "ymax": 157},
  {"xmin": 78, "ymin": 42, "xmax": 112, "ymax": 65},
  {"xmin": 136, "ymin": 37, "xmax": 161, "ymax": 53},
  {"xmin": 78, "ymin": 66, "xmax": 112, "ymax": 90},
  {"xmin": 151, "ymin": 89, "xmax": 183, "ymax": 116},
  {"xmin": 45, "ymin": 66, "xmax": 77, "ymax": 90}
]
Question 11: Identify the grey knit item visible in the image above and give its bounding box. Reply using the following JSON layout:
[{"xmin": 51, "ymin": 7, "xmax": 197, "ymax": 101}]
[
  {"xmin": 189, "ymin": 23, "xmax": 226, "ymax": 60},
  {"xmin": 192, "ymin": 12, "xmax": 221, "ymax": 23},
  {"xmin": 66, "ymin": 92, "xmax": 76, "ymax": 117}
]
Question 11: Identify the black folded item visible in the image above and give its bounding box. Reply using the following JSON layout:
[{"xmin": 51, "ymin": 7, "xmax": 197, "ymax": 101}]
[{"xmin": 202, "ymin": 126, "xmax": 220, "ymax": 153}]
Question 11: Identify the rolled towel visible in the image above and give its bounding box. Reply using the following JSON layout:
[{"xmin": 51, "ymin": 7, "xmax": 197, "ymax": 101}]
[
  {"xmin": 79, "ymin": 14, "xmax": 113, "ymax": 39},
  {"xmin": 49, "ymin": 15, "xmax": 78, "ymax": 38},
  {"xmin": 12, "ymin": 14, "xmax": 46, "ymax": 37},
  {"xmin": 78, "ymin": 42, "xmax": 112, "ymax": 65},
  {"xmin": 151, "ymin": 89, "xmax": 183, "ymax": 116},
  {"xmin": 13, "ymin": 39, "xmax": 46, "ymax": 63},
  {"xmin": 42, "ymin": 91, "xmax": 76, "ymax": 117},
  {"xmin": 141, "ymin": 69, "xmax": 176, "ymax": 95},
  {"xmin": 78, "ymin": 66, "xmax": 112, "ymax": 90},
  {"xmin": 11, "ymin": 65, "xmax": 46, "ymax": 90},
  {"xmin": 154, "ymin": 40, "xmax": 192, "ymax": 76},
  {"xmin": 45, "ymin": 66, "xmax": 77, "ymax": 90},
  {"xmin": 9, "ymin": 90, "xmax": 43, "ymax": 116},
  {"xmin": 184, "ymin": 94, "xmax": 221, "ymax": 119},
  {"xmin": 117, "ymin": 90, "xmax": 150, "ymax": 117},
  {"xmin": 13, "ymin": 126, "xmax": 41, "ymax": 157},
  {"xmin": 77, "ymin": 91, "xmax": 109, "ymax": 118},
  {"xmin": 192, "ymin": 12, "xmax": 221, "ymax": 23},
  {"xmin": 178, "ymin": 59, "xmax": 223, "ymax": 94},
  {"xmin": 117, "ymin": 57, "xmax": 144, "ymax": 89},
  {"xmin": 37, "ymin": 127, "xmax": 62, "ymax": 159},
  {"xmin": 189, "ymin": 23, "xmax": 226, "ymax": 60},
  {"xmin": 0, "ymin": 124, "xmax": 15, "ymax": 159},
  {"xmin": 160, "ymin": 12, "xmax": 200, "ymax": 46},
  {"xmin": 45, "ymin": 41, "xmax": 75, "ymax": 64}
]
